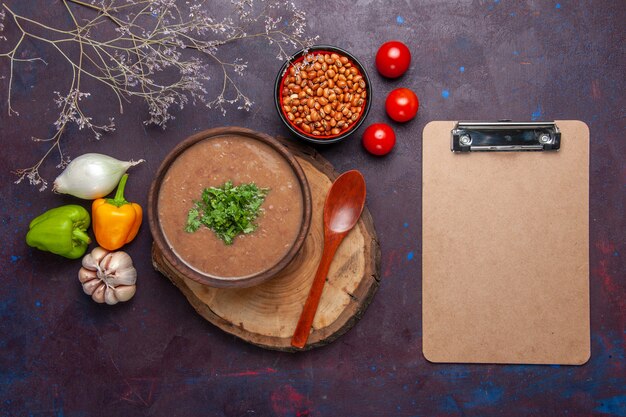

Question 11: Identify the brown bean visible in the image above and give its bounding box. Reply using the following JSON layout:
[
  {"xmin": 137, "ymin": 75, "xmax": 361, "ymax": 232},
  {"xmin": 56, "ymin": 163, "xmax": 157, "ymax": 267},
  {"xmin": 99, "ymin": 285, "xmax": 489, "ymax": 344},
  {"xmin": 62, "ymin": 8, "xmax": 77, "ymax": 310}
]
[{"xmin": 281, "ymin": 51, "xmax": 366, "ymax": 138}]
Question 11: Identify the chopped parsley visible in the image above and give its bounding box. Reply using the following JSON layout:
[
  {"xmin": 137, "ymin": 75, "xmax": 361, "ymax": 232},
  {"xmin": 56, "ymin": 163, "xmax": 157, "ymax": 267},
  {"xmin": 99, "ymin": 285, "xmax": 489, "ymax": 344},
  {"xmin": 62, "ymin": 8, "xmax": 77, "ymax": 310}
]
[{"xmin": 185, "ymin": 181, "xmax": 269, "ymax": 245}]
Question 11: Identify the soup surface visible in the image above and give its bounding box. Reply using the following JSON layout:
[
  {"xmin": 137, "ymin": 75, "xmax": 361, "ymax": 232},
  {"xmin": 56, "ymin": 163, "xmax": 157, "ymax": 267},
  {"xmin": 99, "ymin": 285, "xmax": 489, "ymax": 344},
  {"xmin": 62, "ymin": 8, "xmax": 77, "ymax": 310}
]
[{"xmin": 158, "ymin": 135, "xmax": 304, "ymax": 278}]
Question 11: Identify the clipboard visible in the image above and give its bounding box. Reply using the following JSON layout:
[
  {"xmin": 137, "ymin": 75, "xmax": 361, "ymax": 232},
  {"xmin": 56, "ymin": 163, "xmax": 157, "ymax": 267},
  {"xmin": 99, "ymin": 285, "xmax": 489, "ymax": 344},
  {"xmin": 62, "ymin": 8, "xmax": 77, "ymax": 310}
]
[{"xmin": 422, "ymin": 120, "xmax": 590, "ymax": 365}]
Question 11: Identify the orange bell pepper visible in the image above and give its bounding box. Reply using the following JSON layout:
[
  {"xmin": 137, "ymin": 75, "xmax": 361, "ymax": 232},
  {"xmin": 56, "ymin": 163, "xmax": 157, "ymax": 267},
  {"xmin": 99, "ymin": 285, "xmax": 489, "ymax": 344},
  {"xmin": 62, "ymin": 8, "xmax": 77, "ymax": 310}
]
[{"xmin": 92, "ymin": 174, "xmax": 142, "ymax": 250}]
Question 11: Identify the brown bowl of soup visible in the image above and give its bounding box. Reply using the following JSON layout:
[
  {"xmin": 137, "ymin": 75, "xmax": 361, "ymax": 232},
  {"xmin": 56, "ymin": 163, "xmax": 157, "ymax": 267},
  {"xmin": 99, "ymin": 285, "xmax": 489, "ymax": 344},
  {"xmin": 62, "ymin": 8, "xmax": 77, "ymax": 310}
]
[{"xmin": 148, "ymin": 127, "xmax": 312, "ymax": 288}]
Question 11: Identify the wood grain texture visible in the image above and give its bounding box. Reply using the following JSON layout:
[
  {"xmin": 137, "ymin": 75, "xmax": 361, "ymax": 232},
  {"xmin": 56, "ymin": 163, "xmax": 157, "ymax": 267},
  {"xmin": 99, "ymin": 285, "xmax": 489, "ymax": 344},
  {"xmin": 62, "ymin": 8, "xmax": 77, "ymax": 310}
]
[{"xmin": 152, "ymin": 138, "xmax": 381, "ymax": 351}]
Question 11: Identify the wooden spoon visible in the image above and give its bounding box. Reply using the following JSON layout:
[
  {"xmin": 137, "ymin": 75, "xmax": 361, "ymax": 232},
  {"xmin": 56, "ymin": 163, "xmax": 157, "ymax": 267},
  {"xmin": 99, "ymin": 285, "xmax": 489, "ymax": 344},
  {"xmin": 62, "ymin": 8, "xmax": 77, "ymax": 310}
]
[{"xmin": 291, "ymin": 170, "xmax": 367, "ymax": 349}]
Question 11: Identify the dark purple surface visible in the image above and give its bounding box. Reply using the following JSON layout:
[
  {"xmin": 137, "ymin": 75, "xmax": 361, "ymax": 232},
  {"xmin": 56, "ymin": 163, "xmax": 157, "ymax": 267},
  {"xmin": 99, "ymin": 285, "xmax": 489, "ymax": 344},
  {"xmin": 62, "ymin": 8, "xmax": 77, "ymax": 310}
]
[{"xmin": 1, "ymin": 1, "xmax": 624, "ymax": 416}]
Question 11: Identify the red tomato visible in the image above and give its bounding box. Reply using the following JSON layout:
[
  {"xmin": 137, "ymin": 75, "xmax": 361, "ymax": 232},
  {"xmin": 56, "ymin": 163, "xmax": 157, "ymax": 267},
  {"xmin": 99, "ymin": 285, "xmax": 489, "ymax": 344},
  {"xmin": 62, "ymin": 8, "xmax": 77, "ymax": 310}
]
[
  {"xmin": 362, "ymin": 123, "xmax": 396, "ymax": 156},
  {"xmin": 385, "ymin": 88, "xmax": 419, "ymax": 122},
  {"xmin": 375, "ymin": 41, "xmax": 411, "ymax": 78}
]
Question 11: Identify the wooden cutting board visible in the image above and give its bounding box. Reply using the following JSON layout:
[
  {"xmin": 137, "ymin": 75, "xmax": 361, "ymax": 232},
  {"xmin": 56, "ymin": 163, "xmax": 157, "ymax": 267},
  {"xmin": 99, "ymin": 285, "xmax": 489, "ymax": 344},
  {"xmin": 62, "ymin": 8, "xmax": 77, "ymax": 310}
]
[{"xmin": 152, "ymin": 138, "xmax": 381, "ymax": 351}]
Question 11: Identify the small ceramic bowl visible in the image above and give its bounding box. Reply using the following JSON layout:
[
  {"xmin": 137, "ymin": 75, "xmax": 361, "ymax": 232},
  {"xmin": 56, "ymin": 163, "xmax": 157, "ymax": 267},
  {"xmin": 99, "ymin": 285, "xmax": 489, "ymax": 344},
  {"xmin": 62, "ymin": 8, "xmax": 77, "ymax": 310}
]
[{"xmin": 274, "ymin": 45, "xmax": 372, "ymax": 145}]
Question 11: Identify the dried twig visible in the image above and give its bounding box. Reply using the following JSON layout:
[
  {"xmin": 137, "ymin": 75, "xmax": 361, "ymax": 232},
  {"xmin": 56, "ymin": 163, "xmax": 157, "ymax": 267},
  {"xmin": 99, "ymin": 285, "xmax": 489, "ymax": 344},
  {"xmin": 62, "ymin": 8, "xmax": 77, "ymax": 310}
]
[{"xmin": 0, "ymin": 0, "xmax": 316, "ymax": 190}]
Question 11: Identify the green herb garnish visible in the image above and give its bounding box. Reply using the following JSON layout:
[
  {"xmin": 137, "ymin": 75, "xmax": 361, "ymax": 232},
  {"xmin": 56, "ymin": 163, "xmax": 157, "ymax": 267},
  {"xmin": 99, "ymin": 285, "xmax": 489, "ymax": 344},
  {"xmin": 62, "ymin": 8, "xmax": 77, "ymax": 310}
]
[{"xmin": 185, "ymin": 181, "xmax": 269, "ymax": 245}]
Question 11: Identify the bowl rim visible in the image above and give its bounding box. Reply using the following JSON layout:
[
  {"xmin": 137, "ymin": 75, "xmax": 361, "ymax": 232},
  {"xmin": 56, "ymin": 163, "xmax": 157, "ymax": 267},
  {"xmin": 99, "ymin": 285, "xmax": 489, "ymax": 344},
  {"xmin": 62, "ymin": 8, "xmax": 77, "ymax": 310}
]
[
  {"xmin": 274, "ymin": 44, "xmax": 372, "ymax": 145},
  {"xmin": 148, "ymin": 127, "xmax": 313, "ymax": 288}
]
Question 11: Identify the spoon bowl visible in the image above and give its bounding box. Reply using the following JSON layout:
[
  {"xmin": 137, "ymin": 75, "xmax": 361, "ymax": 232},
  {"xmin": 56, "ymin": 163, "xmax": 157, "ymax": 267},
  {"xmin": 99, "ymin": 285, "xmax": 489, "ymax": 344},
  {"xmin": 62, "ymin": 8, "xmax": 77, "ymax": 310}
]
[{"xmin": 291, "ymin": 170, "xmax": 366, "ymax": 348}]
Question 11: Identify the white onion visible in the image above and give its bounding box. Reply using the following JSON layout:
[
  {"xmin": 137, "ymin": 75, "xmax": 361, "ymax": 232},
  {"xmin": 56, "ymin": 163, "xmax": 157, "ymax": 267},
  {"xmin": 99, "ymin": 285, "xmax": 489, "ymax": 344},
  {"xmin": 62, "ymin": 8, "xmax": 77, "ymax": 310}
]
[{"xmin": 53, "ymin": 153, "xmax": 145, "ymax": 199}]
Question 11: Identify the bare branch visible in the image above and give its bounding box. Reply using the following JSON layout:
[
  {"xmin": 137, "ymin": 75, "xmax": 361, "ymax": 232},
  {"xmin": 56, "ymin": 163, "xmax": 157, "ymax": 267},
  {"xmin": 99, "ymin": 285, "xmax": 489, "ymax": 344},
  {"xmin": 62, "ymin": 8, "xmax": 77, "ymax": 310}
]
[{"xmin": 0, "ymin": 0, "xmax": 316, "ymax": 189}]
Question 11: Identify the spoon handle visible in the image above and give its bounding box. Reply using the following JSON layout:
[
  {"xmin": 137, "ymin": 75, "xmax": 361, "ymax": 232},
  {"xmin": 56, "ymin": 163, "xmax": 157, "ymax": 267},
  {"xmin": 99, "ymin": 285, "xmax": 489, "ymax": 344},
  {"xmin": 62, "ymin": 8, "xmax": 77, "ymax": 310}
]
[{"xmin": 291, "ymin": 235, "xmax": 343, "ymax": 349}]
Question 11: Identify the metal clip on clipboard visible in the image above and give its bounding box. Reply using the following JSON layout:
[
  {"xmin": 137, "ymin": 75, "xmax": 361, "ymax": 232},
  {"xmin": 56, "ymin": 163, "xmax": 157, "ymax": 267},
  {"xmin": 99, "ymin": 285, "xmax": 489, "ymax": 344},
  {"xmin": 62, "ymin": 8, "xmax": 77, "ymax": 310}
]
[{"xmin": 451, "ymin": 121, "xmax": 561, "ymax": 152}]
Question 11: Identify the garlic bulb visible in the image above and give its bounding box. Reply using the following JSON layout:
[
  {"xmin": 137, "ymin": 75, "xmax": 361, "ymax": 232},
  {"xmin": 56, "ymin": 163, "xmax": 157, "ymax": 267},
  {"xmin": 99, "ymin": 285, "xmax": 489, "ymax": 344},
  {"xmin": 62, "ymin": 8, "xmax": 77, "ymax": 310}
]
[
  {"xmin": 79, "ymin": 246, "xmax": 137, "ymax": 305},
  {"xmin": 53, "ymin": 153, "xmax": 145, "ymax": 199}
]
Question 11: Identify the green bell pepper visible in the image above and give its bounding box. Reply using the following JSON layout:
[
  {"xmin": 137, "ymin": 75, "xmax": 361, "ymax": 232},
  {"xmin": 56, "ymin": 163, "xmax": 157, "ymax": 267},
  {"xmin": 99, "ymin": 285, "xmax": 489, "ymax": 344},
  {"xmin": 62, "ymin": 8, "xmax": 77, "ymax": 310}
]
[{"xmin": 26, "ymin": 205, "xmax": 92, "ymax": 259}]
